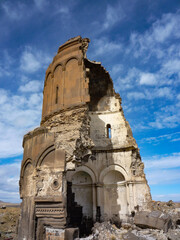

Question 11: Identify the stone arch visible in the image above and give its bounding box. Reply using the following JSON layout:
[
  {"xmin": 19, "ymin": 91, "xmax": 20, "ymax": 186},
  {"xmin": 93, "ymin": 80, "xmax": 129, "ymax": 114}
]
[
  {"xmin": 99, "ymin": 164, "xmax": 128, "ymax": 183},
  {"xmin": 53, "ymin": 63, "xmax": 63, "ymax": 73},
  {"xmin": 63, "ymin": 58, "xmax": 82, "ymax": 106},
  {"xmin": 103, "ymin": 170, "xmax": 125, "ymax": 184},
  {"xmin": 21, "ymin": 160, "xmax": 34, "ymax": 197},
  {"xmin": 64, "ymin": 56, "xmax": 82, "ymax": 68},
  {"xmin": 71, "ymin": 171, "xmax": 93, "ymax": 218},
  {"xmin": 101, "ymin": 166, "xmax": 128, "ymax": 221},
  {"xmin": 53, "ymin": 64, "xmax": 63, "ymax": 106},
  {"xmin": 44, "ymin": 71, "xmax": 52, "ymax": 86},
  {"xmin": 20, "ymin": 158, "xmax": 33, "ymax": 179},
  {"xmin": 43, "ymin": 72, "xmax": 53, "ymax": 116},
  {"xmin": 36, "ymin": 144, "xmax": 55, "ymax": 167},
  {"xmin": 68, "ymin": 165, "xmax": 96, "ymax": 184}
]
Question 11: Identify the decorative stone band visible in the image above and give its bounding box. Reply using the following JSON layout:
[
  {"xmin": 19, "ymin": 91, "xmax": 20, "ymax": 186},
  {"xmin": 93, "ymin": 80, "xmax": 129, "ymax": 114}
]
[
  {"xmin": 36, "ymin": 207, "xmax": 65, "ymax": 218},
  {"xmin": 35, "ymin": 197, "xmax": 65, "ymax": 219}
]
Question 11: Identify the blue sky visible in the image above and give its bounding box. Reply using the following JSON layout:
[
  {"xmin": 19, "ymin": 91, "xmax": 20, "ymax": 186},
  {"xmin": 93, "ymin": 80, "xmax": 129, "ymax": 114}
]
[{"xmin": 0, "ymin": 0, "xmax": 180, "ymax": 203}]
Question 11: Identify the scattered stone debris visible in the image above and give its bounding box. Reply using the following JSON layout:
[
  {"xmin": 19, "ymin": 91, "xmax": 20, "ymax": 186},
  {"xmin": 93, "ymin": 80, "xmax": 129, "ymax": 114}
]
[
  {"xmin": 75, "ymin": 202, "xmax": 180, "ymax": 240},
  {"xmin": 76, "ymin": 218, "xmax": 180, "ymax": 239}
]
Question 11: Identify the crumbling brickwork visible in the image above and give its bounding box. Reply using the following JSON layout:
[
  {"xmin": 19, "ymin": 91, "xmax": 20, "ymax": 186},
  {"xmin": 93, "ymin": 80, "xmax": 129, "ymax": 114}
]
[{"xmin": 18, "ymin": 36, "xmax": 151, "ymax": 240}]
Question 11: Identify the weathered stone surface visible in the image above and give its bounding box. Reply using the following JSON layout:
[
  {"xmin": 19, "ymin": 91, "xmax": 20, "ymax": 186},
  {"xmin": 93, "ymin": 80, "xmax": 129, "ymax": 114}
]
[
  {"xmin": 18, "ymin": 36, "xmax": 151, "ymax": 240},
  {"xmin": 134, "ymin": 211, "xmax": 172, "ymax": 232},
  {"xmin": 75, "ymin": 221, "xmax": 180, "ymax": 240},
  {"xmin": 65, "ymin": 228, "xmax": 79, "ymax": 240},
  {"xmin": 167, "ymin": 229, "xmax": 180, "ymax": 240}
]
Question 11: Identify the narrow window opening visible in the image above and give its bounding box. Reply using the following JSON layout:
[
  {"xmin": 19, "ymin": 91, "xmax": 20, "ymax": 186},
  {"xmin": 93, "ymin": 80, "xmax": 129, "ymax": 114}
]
[
  {"xmin": 55, "ymin": 86, "xmax": 59, "ymax": 104},
  {"xmin": 106, "ymin": 124, "xmax": 111, "ymax": 138}
]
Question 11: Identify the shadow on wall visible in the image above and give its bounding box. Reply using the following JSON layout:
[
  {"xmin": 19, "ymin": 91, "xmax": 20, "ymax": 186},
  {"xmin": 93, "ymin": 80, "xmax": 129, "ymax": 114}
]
[
  {"xmin": 67, "ymin": 171, "xmax": 93, "ymax": 237},
  {"xmin": 103, "ymin": 170, "xmax": 125, "ymax": 228}
]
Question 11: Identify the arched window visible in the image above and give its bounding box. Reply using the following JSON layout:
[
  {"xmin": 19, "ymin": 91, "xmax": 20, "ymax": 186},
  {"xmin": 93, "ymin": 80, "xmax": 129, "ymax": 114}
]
[
  {"xmin": 106, "ymin": 124, "xmax": 111, "ymax": 138},
  {"xmin": 55, "ymin": 86, "xmax": 59, "ymax": 104}
]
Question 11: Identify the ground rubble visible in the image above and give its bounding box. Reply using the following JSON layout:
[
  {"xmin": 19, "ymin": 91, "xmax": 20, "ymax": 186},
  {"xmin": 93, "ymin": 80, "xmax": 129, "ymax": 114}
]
[
  {"xmin": 75, "ymin": 202, "xmax": 180, "ymax": 240},
  {"xmin": 75, "ymin": 221, "xmax": 180, "ymax": 240}
]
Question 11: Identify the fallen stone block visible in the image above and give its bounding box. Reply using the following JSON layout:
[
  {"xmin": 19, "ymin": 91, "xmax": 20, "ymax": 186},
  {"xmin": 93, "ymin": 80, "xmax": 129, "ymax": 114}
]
[{"xmin": 134, "ymin": 211, "xmax": 172, "ymax": 232}]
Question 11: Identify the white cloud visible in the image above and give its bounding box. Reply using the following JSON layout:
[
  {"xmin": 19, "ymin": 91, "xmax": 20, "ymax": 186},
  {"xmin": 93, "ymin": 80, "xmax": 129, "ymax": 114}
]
[
  {"xmin": 139, "ymin": 72, "xmax": 157, "ymax": 86},
  {"xmin": 127, "ymin": 87, "xmax": 172, "ymax": 100},
  {"xmin": 177, "ymin": 94, "xmax": 180, "ymax": 100},
  {"xmin": 111, "ymin": 64, "xmax": 123, "ymax": 76},
  {"xmin": 0, "ymin": 88, "xmax": 42, "ymax": 158},
  {"xmin": 149, "ymin": 105, "xmax": 179, "ymax": 129},
  {"xmin": 144, "ymin": 153, "xmax": 180, "ymax": 169},
  {"xmin": 152, "ymin": 12, "xmax": 180, "ymax": 43},
  {"xmin": 2, "ymin": 1, "xmax": 27, "ymax": 20},
  {"xmin": 114, "ymin": 68, "xmax": 140, "ymax": 90},
  {"xmin": 103, "ymin": 4, "xmax": 125, "ymax": 30},
  {"xmin": 19, "ymin": 80, "xmax": 42, "ymax": 93},
  {"xmin": 20, "ymin": 46, "xmax": 51, "ymax": 73},
  {"xmin": 34, "ymin": 0, "xmax": 48, "ymax": 10},
  {"xmin": 155, "ymin": 87, "xmax": 172, "ymax": 98},
  {"xmin": 128, "ymin": 12, "xmax": 180, "ymax": 58},
  {"xmin": 140, "ymin": 132, "xmax": 180, "ymax": 144},
  {"xmin": 162, "ymin": 59, "xmax": 180, "ymax": 78},
  {"xmin": 0, "ymin": 161, "xmax": 21, "ymax": 203},
  {"xmin": 144, "ymin": 153, "xmax": 180, "ymax": 186},
  {"xmin": 20, "ymin": 50, "xmax": 40, "ymax": 73},
  {"xmin": 153, "ymin": 193, "xmax": 180, "ymax": 202},
  {"xmin": 89, "ymin": 38, "xmax": 122, "ymax": 58},
  {"xmin": 146, "ymin": 169, "xmax": 180, "ymax": 185},
  {"xmin": 0, "ymin": 89, "xmax": 8, "ymax": 104},
  {"xmin": 0, "ymin": 66, "xmax": 11, "ymax": 78},
  {"xmin": 0, "ymin": 51, "xmax": 14, "ymax": 78},
  {"xmin": 55, "ymin": 6, "xmax": 69, "ymax": 15},
  {"xmin": 127, "ymin": 91, "xmax": 145, "ymax": 100}
]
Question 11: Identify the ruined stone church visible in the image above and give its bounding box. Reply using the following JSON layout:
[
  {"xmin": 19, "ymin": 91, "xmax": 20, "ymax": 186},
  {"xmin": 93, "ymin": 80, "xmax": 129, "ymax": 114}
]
[{"xmin": 18, "ymin": 36, "xmax": 151, "ymax": 239}]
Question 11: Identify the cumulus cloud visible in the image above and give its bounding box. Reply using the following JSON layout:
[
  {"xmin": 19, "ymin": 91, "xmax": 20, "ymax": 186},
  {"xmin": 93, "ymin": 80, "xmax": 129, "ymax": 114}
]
[
  {"xmin": 139, "ymin": 72, "xmax": 157, "ymax": 86},
  {"xmin": 162, "ymin": 59, "xmax": 180, "ymax": 78},
  {"xmin": 0, "ymin": 160, "xmax": 21, "ymax": 203},
  {"xmin": 0, "ymin": 88, "xmax": 42, "ymax": 158},
  {"xmin": 127, "ymin": 91, "xmax": 145, "ymax": 100},
  {"xmin": 2, "ymin": 1, "xmax": 29, "ymax": 21},
  {"xmin": 144, "ymin": 152, "xmax": 180, "ymax": 169},
  {"xmin": 153, "ymin": 193, "xmax": 180, "ymax": 202},
  {"xmin": 146, "ymin": 169, "xmax": 180, "ymax": 185},
  {"xmin": 144, "ymin": 153, "xmax": 180, "ymax": 185},
  {"xmin": 149, "ymin": 104, "xmax": 180, "ymax": 129},
  {"xmin": 0, "ymin": 51, "xmax": 14, "ymax": 78},
  {"xmin": 34, "ymin": 0, "xmax": 48, "ymax": 10},
  {"xmin": 19, "ymin": 80, "xmax": 42, "ymax": 93},
  {"xmin": 103, "ymin": 3, "xmax": 125, "ymax": 30},
  {"xmin": 89, "ymin": 37, "xmax": 122, "ymax": 58},
  {"xmin": 128, "ymin": 11, "xmax": 180, "ymax": 58},
  {"xmin": 127, "ymin": 87, "xmax": 172, "ymax": 100},
  {"xmin": 54, "ymin": 6, "xmax": 69, "ymax": 15},
  {"xmin": 20, "ymin": 46, "xmax": 51, "ymax": 73},
  {"xmin": 140, "ymin": 132, "xmax": 180, "ymax": 144}
]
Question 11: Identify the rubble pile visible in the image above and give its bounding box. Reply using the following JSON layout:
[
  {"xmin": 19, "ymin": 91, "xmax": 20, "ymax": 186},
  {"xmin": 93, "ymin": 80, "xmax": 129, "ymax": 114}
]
[{"xmin": 76, "ymin": 201, "xmax": 180, "ymax": 240}]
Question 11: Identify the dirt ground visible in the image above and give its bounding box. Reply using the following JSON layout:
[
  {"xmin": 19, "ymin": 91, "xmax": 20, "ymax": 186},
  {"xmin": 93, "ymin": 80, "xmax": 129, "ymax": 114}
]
[{"xmin": 0, "ymin": 207, "xmax": 20, "ymax": 240}]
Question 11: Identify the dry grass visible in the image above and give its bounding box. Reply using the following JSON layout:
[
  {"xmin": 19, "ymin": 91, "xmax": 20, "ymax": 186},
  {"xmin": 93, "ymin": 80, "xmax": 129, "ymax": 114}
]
[{"xmin": 0, "ymin": 207, "xmax": 20, "ymax": 239}]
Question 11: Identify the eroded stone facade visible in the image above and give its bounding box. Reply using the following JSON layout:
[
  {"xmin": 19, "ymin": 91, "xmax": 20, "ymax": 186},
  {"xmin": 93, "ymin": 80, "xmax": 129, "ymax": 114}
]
[{"xmin": 18, "ymin": 36, "xmax": 151, "ymax": 239}]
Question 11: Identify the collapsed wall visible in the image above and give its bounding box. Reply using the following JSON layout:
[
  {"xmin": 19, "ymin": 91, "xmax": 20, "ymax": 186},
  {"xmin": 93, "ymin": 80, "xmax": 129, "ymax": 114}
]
[{"xmin": 18, "ymin": 36, "xmax": 151, "ymax": 240}]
